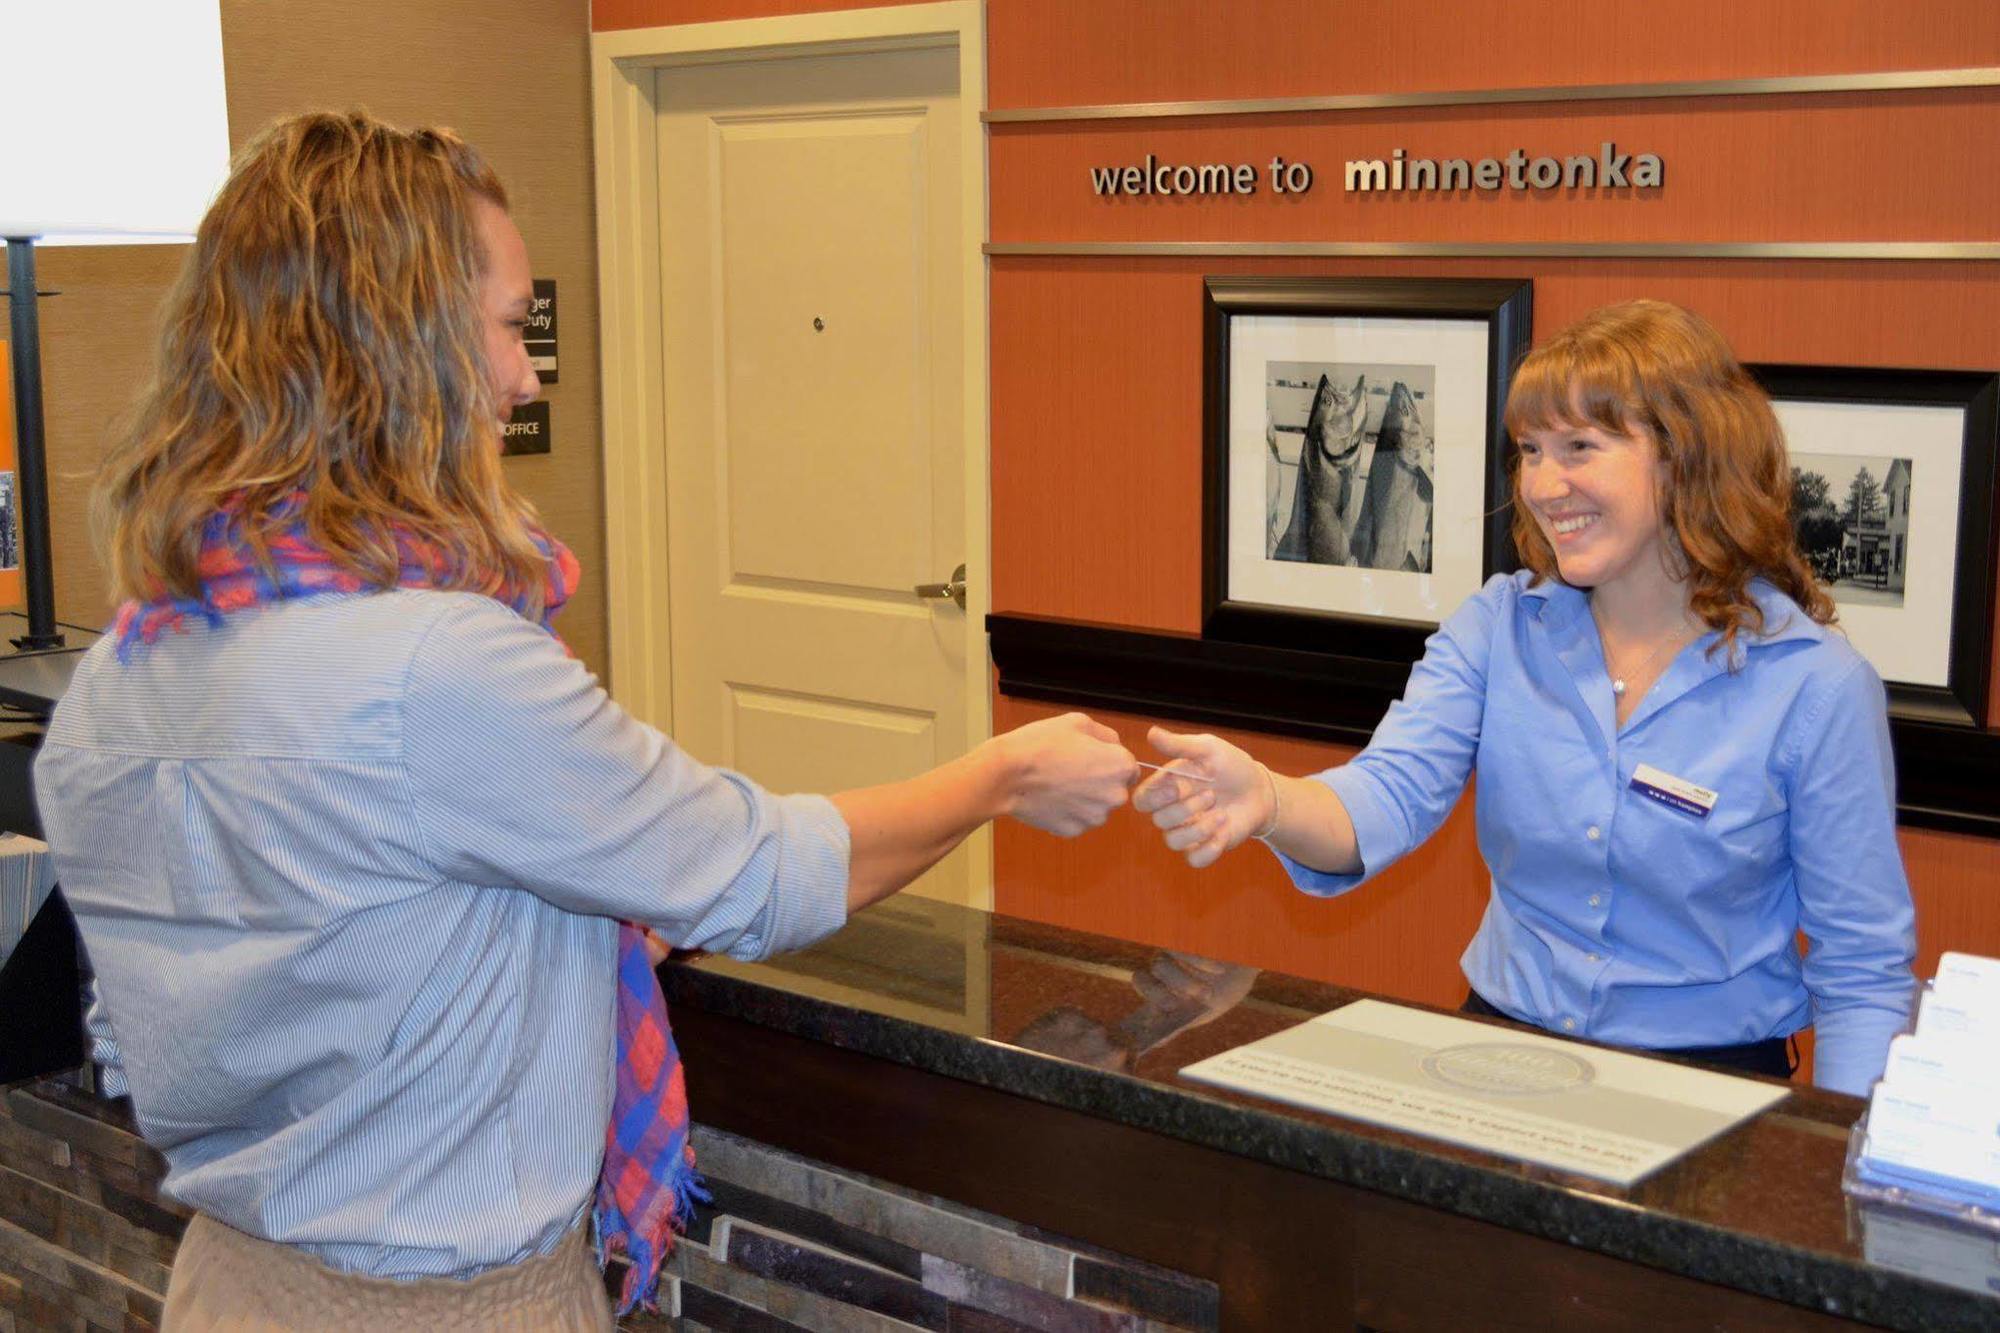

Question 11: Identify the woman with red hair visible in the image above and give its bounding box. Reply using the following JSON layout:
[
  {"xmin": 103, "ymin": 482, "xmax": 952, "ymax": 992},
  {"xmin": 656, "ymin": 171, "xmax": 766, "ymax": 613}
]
[{"xmin": 1138, "ymin": 299, "xmax": 1915, "ymax": 1096}]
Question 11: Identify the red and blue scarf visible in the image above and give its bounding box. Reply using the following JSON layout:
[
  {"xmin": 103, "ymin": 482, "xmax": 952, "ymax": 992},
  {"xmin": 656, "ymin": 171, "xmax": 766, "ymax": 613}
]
[{"xmin": 113, "ymin": 497, "xmax": 702, "ymax": 1314}]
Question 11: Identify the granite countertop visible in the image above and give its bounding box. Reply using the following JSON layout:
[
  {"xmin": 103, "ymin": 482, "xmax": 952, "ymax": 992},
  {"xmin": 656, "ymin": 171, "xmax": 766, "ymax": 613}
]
[{"xmin": 665, "ymin": 899, "xmax": 2000, "ymax": 1333}]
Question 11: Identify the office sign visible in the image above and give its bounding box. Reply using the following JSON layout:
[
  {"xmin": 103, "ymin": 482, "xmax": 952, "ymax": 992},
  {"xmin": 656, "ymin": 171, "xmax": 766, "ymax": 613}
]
[{"xmin": 503, "ymin": 399, "xmax": 550, "ymax": 456}]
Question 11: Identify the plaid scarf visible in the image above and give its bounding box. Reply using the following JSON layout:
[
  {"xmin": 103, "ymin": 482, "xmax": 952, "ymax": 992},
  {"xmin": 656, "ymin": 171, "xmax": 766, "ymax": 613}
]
[{"xmin": 112, "ymin": 496, "xmax": 703, "ymax": 1314}]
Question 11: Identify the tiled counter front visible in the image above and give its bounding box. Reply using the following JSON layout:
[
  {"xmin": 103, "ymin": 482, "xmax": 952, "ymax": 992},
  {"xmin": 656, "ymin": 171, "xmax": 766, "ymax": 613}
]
[
  {"xmin": 0, "ymin": 1078, "xmax": 1214, "ymax": 1333},
  {"xmin": 624, "ymin": 1127, "xmax": 1216, "ymax": 1332},
  {"xmin": 0, "ymin": 1081, "xmax": 181, "ymax": 1332}
]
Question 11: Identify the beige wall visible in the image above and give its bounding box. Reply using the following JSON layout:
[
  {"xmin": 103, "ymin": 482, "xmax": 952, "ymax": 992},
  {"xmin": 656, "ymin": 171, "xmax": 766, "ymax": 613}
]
[{"xmin": 34, "ymin": 0, "xmax": 610, "ymax": 676}]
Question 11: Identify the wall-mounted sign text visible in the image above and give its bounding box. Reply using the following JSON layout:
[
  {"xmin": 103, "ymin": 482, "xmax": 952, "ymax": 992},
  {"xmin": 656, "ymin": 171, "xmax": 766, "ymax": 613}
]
[
  {"xmin": 527, "ymin": 278, "xmax": 557, "ymax": 384},
  {"xmin": 1090, "ymin": 154, "xmax": 1312, "ymax": 197},
  {"xmin": 503, "ymin": 399, "xmax": 551, "ymax": 456},
  {"xmin": 1345, "ymin": 143, "xmax": 1662, "ymax": 192},
  {"xmin": 1090, "ymin": 142, "xmax": 1662, "ymax": 198}
]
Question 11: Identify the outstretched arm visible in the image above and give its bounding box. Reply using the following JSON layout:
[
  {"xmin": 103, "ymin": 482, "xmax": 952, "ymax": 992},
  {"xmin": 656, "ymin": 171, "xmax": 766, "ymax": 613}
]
[
  {"xmin": 835, "ymin": 712, "xmax": 1138, "ymax": 912},
  {"xmin": 1133, "ymin": 579, "xmax": 1506, "ymax": 887},
  {"xmin": 408, "ymin": 601, "xmax": 1135, "ymax": 959}
]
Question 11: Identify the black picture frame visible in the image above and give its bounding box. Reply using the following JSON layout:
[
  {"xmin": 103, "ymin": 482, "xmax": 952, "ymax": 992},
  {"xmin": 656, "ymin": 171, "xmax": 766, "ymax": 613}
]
[
  {"xmin": 1750, "ymin": 364, "xmax": 2000, "ymax": 730},
  {"xmin": 1201, "ymin": 276, "xmax": 1533, "ymax": 666}
]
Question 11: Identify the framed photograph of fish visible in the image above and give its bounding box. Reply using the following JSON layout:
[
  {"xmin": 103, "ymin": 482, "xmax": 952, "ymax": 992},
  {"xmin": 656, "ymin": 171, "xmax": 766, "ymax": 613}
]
[
  {"xmin": 1201, "ymin": 276, "xmax": 1533, "ymax": 665},
  {"xmin": 1750, "ymin": 364, "xmax": 2000, "ymax": 729}
]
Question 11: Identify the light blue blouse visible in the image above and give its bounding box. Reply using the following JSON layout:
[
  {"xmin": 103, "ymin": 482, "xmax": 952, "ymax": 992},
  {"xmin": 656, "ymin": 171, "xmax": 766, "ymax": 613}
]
[
  {"xmin": 1281, "ymin": 571, "xmax": 1916, "ymax": 1096},
  {"xmin": 34, "ymin": 590, "xmax": 850, "ymax": 1278}
]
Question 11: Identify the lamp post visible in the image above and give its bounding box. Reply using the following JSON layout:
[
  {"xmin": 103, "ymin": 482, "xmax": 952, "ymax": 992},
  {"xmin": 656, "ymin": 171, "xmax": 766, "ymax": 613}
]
[{"xmin": 4, "ymin": 239, "xmax": 61, "ymax": 650}]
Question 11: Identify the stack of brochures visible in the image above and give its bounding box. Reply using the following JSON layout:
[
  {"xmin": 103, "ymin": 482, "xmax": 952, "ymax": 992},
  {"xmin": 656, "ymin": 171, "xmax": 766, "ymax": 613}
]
[{"xmin": 1848, "ymin": 951, "xmax": 2000, "ymax": 1216}]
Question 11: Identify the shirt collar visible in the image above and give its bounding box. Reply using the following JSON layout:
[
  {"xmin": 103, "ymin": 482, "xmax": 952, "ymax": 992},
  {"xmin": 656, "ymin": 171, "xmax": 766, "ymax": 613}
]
[
  {"xmin": 1516, "ymin": 572, "xmax": 1826, "ymax": 649},
  {"xmin": 1740, "ymin": 579, "xmax": 1826, "ymax": 647}
]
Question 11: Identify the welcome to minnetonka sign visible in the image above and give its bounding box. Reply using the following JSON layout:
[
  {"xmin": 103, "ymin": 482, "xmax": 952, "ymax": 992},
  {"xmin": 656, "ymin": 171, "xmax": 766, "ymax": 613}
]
[{"xmin": 1089, "ymin": 143, "xmax": 1663, "ymax": 197}]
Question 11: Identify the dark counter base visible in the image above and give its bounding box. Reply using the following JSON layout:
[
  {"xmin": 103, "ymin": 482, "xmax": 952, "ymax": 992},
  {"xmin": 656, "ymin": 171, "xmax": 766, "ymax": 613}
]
[
  {"xmin": 672, "ymin": 1006, "xmax": 1857, "ymax": 1333},
  {"xmin": 0, "ymin": 894, "xmax": 85, "ymax": 1085}
]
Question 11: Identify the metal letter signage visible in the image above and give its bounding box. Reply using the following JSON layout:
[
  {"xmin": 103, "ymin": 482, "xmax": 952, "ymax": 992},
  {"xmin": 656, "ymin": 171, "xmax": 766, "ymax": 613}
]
[
  {"xmin": 1089, "ymin": 143, "xmax": 1663, "ymax": 197},
  {"xmin": 1341, "ymin": 142, "xmax": 1663, "ymax": 193}
]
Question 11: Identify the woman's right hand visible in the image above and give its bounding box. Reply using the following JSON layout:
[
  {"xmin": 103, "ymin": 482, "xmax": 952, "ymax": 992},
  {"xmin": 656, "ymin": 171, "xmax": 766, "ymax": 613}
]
[{"xmin": 1131, "ymin": 726, "xmax": 1274, "ymax": 868}]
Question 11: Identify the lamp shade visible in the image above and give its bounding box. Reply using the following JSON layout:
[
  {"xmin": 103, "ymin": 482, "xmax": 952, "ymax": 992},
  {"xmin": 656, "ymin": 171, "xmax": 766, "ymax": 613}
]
[{"xmin": 0, "ymin": 0, "xmax": 230, "ymax": 245}]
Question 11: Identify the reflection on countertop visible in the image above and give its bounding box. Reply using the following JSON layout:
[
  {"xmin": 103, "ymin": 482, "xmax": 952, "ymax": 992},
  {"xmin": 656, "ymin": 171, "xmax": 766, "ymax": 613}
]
[{"xmin": 666, "ymin": 898, "xmax": 2000, "ymax": 1333}]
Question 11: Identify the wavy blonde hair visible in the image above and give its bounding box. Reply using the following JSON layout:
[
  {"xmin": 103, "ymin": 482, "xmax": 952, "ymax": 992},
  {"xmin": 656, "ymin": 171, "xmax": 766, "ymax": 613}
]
[
  {"xmin": 1503, "ymin": 299, "xmax": 1833, "ymax": 652},
  {"xmin": 95, "ymin": 110, "xmax": 553, "ymax": 613}
]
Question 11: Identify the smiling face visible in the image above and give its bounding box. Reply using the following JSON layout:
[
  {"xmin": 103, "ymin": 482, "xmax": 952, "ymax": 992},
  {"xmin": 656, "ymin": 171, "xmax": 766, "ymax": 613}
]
[
  {"xmin": 1515, "ymin": 418, "xmax": 1676, "ymax": 601},
  {"xmin": 473, "ymin": 197, "xmax": 541, "ymax": 433}
]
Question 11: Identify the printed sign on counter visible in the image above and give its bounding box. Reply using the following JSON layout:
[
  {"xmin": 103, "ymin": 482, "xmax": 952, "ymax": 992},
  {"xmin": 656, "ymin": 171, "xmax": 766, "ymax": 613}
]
[{"xmin": 1180, "ymin": 999, "xmax": 1789, "ymax": 1186}]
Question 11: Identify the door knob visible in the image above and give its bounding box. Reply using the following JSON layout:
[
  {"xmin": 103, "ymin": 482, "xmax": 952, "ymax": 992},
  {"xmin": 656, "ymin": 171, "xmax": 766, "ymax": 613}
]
[{"xmin": 913, "ymin": 562, "xmax": 967, "ymax": 611}]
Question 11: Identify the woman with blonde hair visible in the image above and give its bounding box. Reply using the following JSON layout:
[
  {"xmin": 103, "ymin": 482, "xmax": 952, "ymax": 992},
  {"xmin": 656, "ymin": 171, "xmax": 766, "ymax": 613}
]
[
  {"xmin": 1137, "ymin": 299, "xmax": 1915, "ymax": 1095},
  {"xmin": 35, "ymin": 110, "xmax": 1137, "ymax": 1330}
]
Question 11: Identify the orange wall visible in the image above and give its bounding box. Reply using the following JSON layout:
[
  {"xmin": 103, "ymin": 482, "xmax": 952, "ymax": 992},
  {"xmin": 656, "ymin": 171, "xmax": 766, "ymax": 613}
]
[
  {"xmin": 982, "ymin": 4, "xmax": 2000, "ymax": 1068},
  {"xmin": 603, "ymin": 2, "xmax": 2000, "ymax": 1056},
  {"xmin": 992, "ymin": 94, "xmax": 2000, "ymax": 245},
  {"xmin": 982, "ymin": 1, "xmax": 2000, "ymax": 107}
]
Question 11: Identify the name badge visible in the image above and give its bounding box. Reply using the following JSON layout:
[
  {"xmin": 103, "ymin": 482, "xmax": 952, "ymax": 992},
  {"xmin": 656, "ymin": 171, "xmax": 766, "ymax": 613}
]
[{"xmin": 1629, "ymin": 762, "xmax": 1717, "ymax": 819}]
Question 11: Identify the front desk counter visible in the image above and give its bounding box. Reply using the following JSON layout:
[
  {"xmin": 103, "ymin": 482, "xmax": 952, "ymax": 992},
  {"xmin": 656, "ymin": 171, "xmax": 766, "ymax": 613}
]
[{"xmin": 662, "ymin": 898, "xmax": 1999, "ymax": 1332}]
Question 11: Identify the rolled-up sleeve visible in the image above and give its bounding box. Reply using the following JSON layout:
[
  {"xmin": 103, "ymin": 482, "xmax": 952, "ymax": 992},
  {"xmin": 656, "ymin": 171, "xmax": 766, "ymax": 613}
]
[
  {"xmin": 402, "ymin": 598, "xmax": 849, "ymax": 960},
  {"xmin": 1785, "ymin": 656, "xmax": 1917, "ymax": 1096},
  {"xmin": 1277, "ymin": 581, "xmax": 1498, "ymax": 896}
]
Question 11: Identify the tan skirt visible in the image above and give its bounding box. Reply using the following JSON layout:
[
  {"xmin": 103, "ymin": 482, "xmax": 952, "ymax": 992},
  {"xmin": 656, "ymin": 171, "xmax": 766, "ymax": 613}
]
[{"xmin": 160, "ymin": 1213, "xmax": 614, "ymax": 1332}]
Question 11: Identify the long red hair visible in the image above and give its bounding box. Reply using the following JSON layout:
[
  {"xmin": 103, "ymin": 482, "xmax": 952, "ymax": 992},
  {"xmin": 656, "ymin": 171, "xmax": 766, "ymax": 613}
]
[{"xmin": 1503, "ymin": 300, "xmax": 1833, "ymax": 653}]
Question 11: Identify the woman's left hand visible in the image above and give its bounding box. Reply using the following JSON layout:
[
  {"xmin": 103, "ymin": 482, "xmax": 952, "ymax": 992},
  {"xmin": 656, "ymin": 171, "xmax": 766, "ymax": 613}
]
[{"xmin": 1132, "ymin": 726, "xmax": 1273, "ymax": 868}]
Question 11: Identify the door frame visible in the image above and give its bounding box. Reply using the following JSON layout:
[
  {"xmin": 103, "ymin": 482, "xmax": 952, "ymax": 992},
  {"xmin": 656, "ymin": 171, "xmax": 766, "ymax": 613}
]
[{"xmin": 588, "ymin": 2, "xmax": 994, "ymax": 899}]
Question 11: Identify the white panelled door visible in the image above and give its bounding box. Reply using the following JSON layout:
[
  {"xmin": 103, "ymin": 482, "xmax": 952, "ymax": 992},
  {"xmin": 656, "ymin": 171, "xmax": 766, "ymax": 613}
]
[{"xmin": 655, "ymin": 44, "xmax": 974, "ymax": 903}]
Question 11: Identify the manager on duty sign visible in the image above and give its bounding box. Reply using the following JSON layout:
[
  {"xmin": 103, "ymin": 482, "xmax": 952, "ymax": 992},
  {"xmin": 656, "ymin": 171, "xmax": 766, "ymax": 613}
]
[{"xmin": 527, "ymin": 279, "xmax": 557, "ymax": 383}]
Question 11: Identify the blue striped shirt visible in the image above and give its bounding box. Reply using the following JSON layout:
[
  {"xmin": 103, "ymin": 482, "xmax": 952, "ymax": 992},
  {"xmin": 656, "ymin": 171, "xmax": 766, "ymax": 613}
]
[
  {"xmin": 1281, "ymin": 572, "xmax": 1916, "ymax": 1096},
  {"xmin": 34, "ymin": 590, "xmax": 850, "ymax": 1278}
]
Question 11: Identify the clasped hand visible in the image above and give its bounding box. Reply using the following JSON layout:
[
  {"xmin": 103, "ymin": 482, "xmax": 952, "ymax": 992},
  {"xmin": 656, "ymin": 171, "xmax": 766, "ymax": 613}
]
[
  {"xmin": 989, "ymin": 717, "xmax": 1275, "ymax": 865},
  {"xmin": 989, "ymin": 712, "xmax": 1140, "ymax": 836}
]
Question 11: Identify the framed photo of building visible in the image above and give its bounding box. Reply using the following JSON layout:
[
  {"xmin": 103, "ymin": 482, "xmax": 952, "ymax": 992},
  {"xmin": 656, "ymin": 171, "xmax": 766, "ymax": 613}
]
[
  {"xmin": 1201, "ymin": 276, "xmax": 1532, "ymax": 663},
  {"xmin": 1753, "ymin": 364, "xmax": 2000, "ymax": 728}
]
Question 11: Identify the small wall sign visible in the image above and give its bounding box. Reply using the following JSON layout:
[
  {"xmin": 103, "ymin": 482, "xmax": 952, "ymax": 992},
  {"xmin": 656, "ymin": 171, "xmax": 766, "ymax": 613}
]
[
  {"xmin": 503, "ymin": 399, "xmax": 551, "ymax": 456},
  {"xmin": 528, "ymin": 279, "xmax": 557, "ymax": 384}
]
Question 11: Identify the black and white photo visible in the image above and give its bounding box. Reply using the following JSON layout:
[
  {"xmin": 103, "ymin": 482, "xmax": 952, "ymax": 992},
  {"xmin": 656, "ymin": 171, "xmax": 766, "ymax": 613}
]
[
  {"xmin": 1754, "ymin": 364, "xmax": 2000, "ymax": 728},
  {"xmin": 1266, "ymin": 362, "xmax": 1437, "ymax": 574},
  {"xmin": 1202, "ymin": 276, "xmax": 1530, "ymax": 665},
  {"xmin": 1789, "ymin": 452, "xmax": 1912, "ymax": 609}
]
